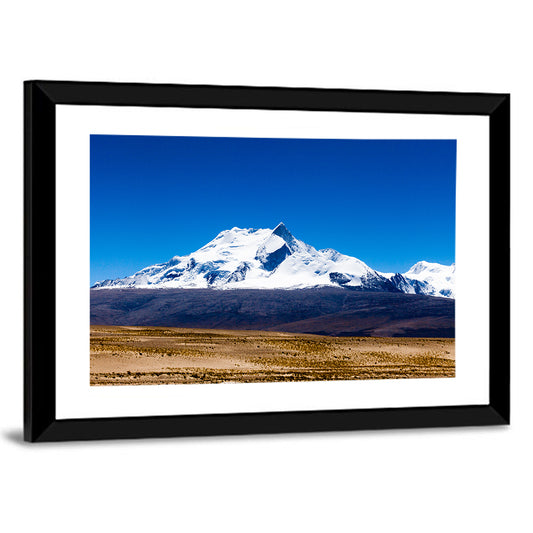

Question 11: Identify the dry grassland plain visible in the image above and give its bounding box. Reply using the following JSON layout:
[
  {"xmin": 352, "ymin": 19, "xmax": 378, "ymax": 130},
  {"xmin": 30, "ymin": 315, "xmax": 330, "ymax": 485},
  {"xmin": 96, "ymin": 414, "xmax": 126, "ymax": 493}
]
[{"xmin": 90, "ymin": 325, "xmax": 455, "ymax": 386}]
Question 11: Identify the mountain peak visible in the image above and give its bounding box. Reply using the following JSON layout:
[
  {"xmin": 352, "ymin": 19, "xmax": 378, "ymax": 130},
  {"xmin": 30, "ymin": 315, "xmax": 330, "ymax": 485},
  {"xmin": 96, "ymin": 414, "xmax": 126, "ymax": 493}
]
[
  {"xmin": 271, "ymin": 222, "xmax": 294, "ymax": 242},
  {"xmin": 401, "ymin": 260, "xmax": 455, "ymax": 298},
  {"xmin": 407, "ymin": 260, "xmax": 453, "ymax": 275}
]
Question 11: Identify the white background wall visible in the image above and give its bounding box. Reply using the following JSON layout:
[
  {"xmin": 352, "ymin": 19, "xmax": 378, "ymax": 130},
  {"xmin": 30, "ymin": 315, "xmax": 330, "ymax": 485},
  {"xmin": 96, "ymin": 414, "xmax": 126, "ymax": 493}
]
[{"xmin": 1, "ymin": 2, "xmax": 530, "ymax": 532}]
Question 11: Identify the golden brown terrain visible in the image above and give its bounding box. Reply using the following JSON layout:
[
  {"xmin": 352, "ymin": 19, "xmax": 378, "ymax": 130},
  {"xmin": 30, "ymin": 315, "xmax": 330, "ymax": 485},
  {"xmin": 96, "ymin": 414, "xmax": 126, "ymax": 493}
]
[{"xmin": 90, "ymin": 325, "xmax": 455, "ymax": 386}]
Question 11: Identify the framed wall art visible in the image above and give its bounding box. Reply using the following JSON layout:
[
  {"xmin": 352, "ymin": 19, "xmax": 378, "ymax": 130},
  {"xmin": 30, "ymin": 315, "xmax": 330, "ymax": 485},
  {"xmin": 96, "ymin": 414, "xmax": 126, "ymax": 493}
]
[{"xmin": 24, "ymin": 81, "xmax": 510, "ymax": 441}]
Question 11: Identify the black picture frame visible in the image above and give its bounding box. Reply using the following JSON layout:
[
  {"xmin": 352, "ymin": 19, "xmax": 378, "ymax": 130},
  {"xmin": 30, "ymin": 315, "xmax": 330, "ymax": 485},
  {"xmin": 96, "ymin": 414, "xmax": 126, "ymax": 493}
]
[{"xmin": 24, "ymin": 80, "xmax": 510, "ymax": 442}]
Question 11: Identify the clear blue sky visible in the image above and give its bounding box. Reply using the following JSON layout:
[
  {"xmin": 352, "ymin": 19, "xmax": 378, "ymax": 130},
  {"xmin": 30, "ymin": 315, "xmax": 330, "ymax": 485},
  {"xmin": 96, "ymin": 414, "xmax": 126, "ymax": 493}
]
[{"xmin": 90, "ymin": 135, "xmax": 456, "ymax": 285}]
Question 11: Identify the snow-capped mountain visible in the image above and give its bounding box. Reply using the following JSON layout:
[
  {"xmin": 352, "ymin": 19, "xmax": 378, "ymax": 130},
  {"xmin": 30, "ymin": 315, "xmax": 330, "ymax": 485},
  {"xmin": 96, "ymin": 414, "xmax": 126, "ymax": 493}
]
[
  {"xmin": 92, "ymin": 223, "xmax": 455, "ymax": 298},
  {"xmin": 402, "ymin": 261, "xmax": 455, "ymax": 298}
]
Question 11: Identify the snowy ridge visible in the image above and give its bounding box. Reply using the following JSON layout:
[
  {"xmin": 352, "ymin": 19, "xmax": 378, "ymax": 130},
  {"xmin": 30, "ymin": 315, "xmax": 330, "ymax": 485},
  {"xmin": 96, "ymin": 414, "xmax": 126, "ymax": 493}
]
[
  {"xmin": 92, "ymin": 223, "xmax": 455, "ymax": 298},
  {"xmin": 403, "ymin": 261, "xmax": 455, "ymax": 298}
]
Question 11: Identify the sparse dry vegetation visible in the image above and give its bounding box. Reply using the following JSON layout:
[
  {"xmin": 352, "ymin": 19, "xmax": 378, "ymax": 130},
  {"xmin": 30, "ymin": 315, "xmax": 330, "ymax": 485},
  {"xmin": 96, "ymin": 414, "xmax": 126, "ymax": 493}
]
[{"xmin": 90, "ymin": 325, "xmax": 455, "ymax": 386}]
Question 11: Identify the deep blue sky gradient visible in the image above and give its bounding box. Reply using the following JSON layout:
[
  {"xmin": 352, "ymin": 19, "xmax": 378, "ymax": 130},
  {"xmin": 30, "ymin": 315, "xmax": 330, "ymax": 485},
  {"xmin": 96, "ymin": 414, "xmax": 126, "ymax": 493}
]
[{"xmin": 90, "ymin": 135, "xmax": 456, "ymax": 285}]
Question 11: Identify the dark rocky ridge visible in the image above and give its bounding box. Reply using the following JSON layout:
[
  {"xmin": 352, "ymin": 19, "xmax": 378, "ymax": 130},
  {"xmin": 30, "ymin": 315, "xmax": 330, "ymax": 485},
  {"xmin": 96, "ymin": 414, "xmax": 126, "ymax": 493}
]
[{"xmin": 91, "ymin": 288, "xmax": 454, "ymax": 338}]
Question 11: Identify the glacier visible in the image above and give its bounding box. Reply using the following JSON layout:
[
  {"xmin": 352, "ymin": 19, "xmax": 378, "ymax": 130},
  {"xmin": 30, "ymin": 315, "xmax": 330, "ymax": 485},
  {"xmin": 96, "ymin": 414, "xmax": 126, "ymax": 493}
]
[{"xmin": 92, "ymin": 222, "xmax": 455, "ymax": 298}]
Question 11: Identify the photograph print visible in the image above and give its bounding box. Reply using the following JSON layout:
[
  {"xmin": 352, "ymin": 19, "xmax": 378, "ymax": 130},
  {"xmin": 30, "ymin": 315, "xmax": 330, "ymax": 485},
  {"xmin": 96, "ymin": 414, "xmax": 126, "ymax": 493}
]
[{"xmin": 90, "ymin": 135, "xmax": 456, "ymax": 386}]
